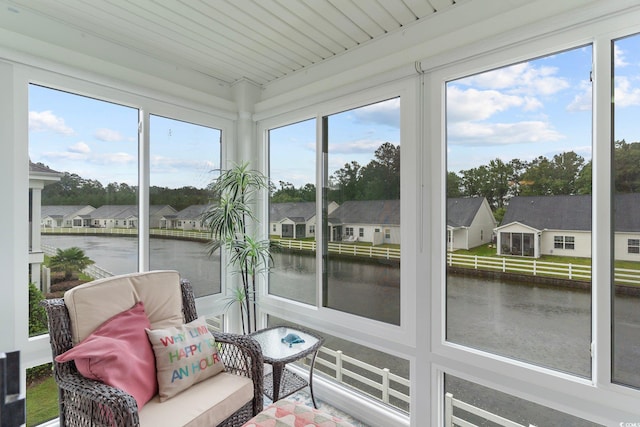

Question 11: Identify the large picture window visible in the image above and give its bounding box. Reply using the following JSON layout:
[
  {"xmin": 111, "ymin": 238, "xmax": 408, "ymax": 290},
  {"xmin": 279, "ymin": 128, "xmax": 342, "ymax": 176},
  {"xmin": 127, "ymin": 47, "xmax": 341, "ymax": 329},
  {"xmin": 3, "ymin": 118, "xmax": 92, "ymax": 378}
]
[
  {"xmin": 149, "ymin": 115, "xmax": 221, "ymax": 297},
  {"xmin": 445, "ymin": 46, "xmax": 593, "ymax": 376},
  {"xmin": 612, "ymin": 33, "xmax": 640, "ymax": 389},
  {"xmin": 30, "ymin": 84, "xmax": 139, "ymax": 292},
  {"xmin": 268, "ymin": 118, "xmax": 317, "ymax": 305},
  {"xmin": 322, "ymin": 98, "xmax": 401, "ymax": 324}
]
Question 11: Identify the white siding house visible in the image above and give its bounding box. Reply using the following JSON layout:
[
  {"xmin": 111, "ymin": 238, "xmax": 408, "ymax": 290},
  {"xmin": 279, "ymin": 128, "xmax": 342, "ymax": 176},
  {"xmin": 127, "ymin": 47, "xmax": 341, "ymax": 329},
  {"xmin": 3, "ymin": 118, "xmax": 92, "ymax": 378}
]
[
  {"xmin": 270, "ymin": 202, "xmax": 338, "ymax": 239},
  {"xmin": 327, "ymin": 200, "xmax": 400, "ymax": 245},
  {"xmin": 496, "ymin": 195, "xmax": 599, "ymax": 258},
  {"xmin": 29, "ymin": 161, "xmax": 62, "ymax": 291},
  {"xmin": 164, "ymin": 204, "xmax": 210, "ymax": 231},
  {"xmin": 447, "ymin": 197, "xmax": 497, "ymax": 251},
  {"xmin": 41, "ymin": 205, "xmax": 95, "ymax": 228}
]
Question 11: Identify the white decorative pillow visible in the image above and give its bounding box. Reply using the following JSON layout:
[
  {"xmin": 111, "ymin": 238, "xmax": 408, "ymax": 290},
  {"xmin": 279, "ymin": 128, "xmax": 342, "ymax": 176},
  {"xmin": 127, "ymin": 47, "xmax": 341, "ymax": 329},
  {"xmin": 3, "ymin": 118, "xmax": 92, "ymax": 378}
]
[{"xmin": 146, "ymin": 318, "xmax": 225, "ymax": 401}]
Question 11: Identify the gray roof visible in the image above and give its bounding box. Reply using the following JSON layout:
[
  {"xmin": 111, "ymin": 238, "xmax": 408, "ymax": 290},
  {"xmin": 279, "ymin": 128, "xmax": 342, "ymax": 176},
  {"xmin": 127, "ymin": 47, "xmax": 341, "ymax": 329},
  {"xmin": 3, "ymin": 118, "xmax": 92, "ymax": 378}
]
[
  {"xmin": 501, "ymin": 194, "xmax": 640, "ymax": 232},
  {"xmin": 42, "ymin": 205, "xmax": 94, "ymax": 218},
  {"xmin": 329, "ymin": 200, "xmax": 399, "ymax": 225},
  {"xmin": 89, "ymin": 205, "xmax": 138, "ymax": 219},
  {"xmin": 29, "ymin": 161, "xmax": 61, "ymax": 175},
  {"xmin": 175, "ymin": 204, "xmax": 211, "ymax": 220},
  {"xmin": 270, "ymin": 202, "xmax": 317, "ymax": 223},
  {"xmin": 447, "ymin": 197, "xmax": 485, "ymax": 228},
  {"xmin": 88, "ymin": 205, "xmax": 175, "ymax": 219},
  {"xmin": 501, "ymin": 195, "xmax": 591, "ymax": 231},
  {"xmin": 614, "ymin": 193, "xmax": 640, "ymax": 232}
]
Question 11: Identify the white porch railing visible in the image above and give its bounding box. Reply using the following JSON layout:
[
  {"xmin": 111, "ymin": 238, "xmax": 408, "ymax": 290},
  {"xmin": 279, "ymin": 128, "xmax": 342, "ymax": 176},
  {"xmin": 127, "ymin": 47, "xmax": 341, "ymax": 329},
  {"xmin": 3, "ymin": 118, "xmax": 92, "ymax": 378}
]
[
  {"xmin": 445, "ymin": 392, "xmax": 537, "ymax": 427},
  {"xmin": 301, "ymin": 347, "xmax": 410, "ymax": 410}
]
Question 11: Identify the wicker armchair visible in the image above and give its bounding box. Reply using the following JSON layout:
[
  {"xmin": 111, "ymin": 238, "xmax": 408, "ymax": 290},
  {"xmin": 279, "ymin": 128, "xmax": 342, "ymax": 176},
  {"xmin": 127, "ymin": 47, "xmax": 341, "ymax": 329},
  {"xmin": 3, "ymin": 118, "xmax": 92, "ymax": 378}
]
[{"xmin": 42, "ymin": 276, "xmax": 264, "ymax": 427}]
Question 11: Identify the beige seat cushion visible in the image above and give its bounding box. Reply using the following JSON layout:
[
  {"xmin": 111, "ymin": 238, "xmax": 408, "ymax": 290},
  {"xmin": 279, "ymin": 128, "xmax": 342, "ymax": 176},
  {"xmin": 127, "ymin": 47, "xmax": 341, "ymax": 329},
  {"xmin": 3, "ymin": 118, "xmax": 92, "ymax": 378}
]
[
  {"xmin": 138, "ymin": 372, "xmax": 254, "ymax": 427},
  {"xmin": 64, "ymin": 270, "xmax": 184, "ymax": 344}
]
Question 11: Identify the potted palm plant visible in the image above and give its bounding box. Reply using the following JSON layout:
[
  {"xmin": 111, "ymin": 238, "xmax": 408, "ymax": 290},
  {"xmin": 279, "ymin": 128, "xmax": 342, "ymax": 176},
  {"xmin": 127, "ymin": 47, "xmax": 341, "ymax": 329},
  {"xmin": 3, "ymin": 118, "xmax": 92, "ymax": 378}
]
[{"xmin": 201, "ymin": 162, "xmax": 273, "ymax": 334}]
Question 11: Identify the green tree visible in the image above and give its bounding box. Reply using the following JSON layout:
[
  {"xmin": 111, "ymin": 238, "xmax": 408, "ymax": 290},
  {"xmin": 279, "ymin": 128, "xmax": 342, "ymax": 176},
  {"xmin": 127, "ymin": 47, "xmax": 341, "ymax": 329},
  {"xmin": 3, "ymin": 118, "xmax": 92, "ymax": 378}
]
[
  {"xmin": 575, "ymin": 160, "xmax": 592, "ymax": 195},
  {"xmin": 28, "ymin": 283, "xmax": 49, "ymax": 336},
  {"xmin": 614, "ymin": 140, "xmax": 640, "ymax": 193},
  {"xmin": 360, "ymin": 142, "xmax": 400, "ymax": 200},
  {"xmin": 520, "ymin": 151, "xmax": 585, "ymax": 196},
  {"xmin": 49, "ymin": 247, "xmax": 95, "ymax": 281},
  {"xmin": 447, "ymin": 172, "xmax": 462, "ymax": 197},
  {"xmin": 330, "ymin": 160, "xmax": 363, "ymax": 202}
]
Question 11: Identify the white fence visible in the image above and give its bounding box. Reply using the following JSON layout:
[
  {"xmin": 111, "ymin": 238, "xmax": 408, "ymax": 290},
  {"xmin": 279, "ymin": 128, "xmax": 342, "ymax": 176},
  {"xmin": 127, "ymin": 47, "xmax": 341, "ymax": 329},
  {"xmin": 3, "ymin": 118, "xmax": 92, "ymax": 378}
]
[
  {"xmin": 275, "ymin": 238, "xmax": 401, "ymax": 260},
  {"xmin": 42, "ymin": 227, "xmax": 209, "ymax": 240},
  {"xmin": 447, "ymin": 253, "xmax": 640, "ymax": 285},
  {"xmin": 41, "ymin": 229, "xmax": 401, "ymax": 260},
  {"xmin": 445, "ymin": 393, "xmax": 536, "ymax": 427}
]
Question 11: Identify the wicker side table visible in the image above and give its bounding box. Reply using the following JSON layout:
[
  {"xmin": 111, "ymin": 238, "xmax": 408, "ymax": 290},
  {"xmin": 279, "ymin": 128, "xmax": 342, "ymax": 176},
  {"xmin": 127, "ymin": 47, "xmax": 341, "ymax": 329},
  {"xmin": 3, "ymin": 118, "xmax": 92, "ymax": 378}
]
[{"xmin": 250, "ymin": 326, "xmax": 324, "ymax": 408}]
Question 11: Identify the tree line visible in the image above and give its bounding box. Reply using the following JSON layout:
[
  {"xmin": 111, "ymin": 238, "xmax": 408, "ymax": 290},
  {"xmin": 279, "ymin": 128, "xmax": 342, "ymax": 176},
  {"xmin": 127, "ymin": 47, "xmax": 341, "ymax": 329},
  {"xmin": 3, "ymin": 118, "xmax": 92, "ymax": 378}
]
[
  {"xmin": 448, "ymin": 140, "xmax": 640, "ymax": 221},
  {"xmin": 40, "ymin": 171, "xmax": 213, "ymax": 211},
  {"xmin": 271, "ymin": 142, "xmax": 400, "ymax": 203},
  {"xmin": 39, "ymin": 140, "xmax": 639, "ymax": 212}
]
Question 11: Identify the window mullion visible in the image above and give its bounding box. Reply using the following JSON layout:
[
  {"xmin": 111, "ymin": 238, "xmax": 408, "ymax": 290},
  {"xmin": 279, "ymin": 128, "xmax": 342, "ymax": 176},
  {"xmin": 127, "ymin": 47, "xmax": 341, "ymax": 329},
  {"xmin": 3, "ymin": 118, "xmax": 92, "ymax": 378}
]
[
  {"xmin": 139, "ymin": 109, "xmax": 150, "ymax": 272},
  {"xmin": 591, "ymin": 35, "xmax": 613, "ymax": 388}
]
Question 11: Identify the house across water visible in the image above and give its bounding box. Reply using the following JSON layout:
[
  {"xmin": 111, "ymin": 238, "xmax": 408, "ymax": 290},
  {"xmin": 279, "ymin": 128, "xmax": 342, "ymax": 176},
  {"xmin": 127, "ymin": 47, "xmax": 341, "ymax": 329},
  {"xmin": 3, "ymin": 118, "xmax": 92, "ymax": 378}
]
[{"xmin": 497, "ymin": 194, "xmax": 640, "ymax": 261}]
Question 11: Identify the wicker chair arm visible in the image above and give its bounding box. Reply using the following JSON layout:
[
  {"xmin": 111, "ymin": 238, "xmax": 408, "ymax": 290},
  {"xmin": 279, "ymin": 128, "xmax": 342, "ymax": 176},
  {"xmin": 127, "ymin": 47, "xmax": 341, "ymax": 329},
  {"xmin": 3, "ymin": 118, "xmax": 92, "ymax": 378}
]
[
  {"xmin": 211, "ymin": 331, "xmax": 264, "ymax": 415},
  {"xmin": 56, "ymin": 369, "xmax": 139, "ymax": 426}
]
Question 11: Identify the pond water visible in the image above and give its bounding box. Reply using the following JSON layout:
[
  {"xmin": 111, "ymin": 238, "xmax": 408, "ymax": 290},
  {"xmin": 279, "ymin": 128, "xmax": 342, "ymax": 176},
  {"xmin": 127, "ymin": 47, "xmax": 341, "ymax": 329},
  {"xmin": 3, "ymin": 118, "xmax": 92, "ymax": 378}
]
[{"xmin": 43, "ymin": 235, "xmax": 639, "ymax": 424}]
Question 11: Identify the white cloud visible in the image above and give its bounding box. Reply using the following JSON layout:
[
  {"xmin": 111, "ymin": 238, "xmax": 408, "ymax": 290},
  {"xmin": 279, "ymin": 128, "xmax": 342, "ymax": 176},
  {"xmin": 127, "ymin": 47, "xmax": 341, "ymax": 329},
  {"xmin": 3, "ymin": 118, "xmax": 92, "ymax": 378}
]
[
  {"xmin": 614, "ymin": 76, "xmax": 640, "ymax": 107},
  {"xmin": 42, "ymin": 150, "xmax": 134, "ymax": 165},
  {"xmin": 69, "ymin": 142, "xmax": 91, "ymax": 154},
  {"xmin": 614, "ymin": 45, "xmax": 628, "ymax": 67},
  {"xmin": 151, "ymin": 155, "xmax": 214, "ymax": 171},
  {"xmin": 95, "ymin": 128, "xmax": 125, "ymax": 142},
  {"xmin": 29, "ymin": 110, "xmax": 75, "ymax": 135},
  {"xmin": 42, "ymin": 151, "xmax": 87, "ymax": 161},
  {"xmin": 458, "ymin": 62, "xmax": 569, "ymax": 96},
  {"xmin": 328, "ymin": 139, "xmax": 395, "ymax": 154},
  {"xmin": 93, "ymin": 152, "xmax": 135, "ymax": 164},
  {"xmin": 352, "ymin": 98, "xmax": 400, "ymax": 128},
  {"xmin": 448, "ymin": 121, "xmax": 565, "ymax": 146},
  {"xmin": 567, "ymin": 80, "xmax": 592, "ymax": 112},
  {"xmin": 447, "ymin": 86, "xmax": 531, "ymax": 122}
]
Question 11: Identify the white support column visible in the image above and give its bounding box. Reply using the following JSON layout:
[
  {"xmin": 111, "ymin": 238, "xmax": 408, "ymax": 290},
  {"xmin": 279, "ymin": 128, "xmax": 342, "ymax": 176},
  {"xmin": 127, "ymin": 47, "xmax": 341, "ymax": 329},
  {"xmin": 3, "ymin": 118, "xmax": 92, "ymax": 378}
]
[
  {"xmin": 227, "ymin": 79, "xmax": 262, "ymax": 333},
  {"xmin": 231, "ymin": 79, "xmax": 261, "ymax": 168}
]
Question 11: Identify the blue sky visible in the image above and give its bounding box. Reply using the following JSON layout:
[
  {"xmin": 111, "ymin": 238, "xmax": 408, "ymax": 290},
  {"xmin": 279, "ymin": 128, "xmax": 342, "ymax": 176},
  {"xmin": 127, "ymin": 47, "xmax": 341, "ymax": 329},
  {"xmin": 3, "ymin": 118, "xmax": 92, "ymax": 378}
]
[
  {"xmin": 28, "ymin": 35, "xmax": 640, "ymax": 189},
  {"xmin": 269, "ymin": 97, "xmax": 401, "ymax": 188},
  {"xmin": 448, "ymin": 36, "xmax": 640, "ymax": 174},
  {"xmin": 29, "ymin": 86, "xmax": 220, "ymax": 189}
]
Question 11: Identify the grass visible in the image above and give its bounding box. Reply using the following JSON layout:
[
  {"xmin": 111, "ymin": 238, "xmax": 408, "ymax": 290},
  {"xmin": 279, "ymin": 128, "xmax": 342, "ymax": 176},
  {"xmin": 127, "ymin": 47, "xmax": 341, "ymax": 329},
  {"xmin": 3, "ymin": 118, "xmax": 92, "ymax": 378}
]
[
  {"xmin": 455, "ymin": 243, "xmax": 640, "ymax": 270},
  {"xmin": 26, "ymin": 375, "xmax": 58, "ymax": 427}
]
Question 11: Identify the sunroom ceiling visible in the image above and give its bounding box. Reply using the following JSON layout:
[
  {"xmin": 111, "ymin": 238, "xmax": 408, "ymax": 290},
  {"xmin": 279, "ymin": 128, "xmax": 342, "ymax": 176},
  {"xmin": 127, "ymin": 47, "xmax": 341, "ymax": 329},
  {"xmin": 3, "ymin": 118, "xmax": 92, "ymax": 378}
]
[{"xmin": 1, "ymin": 0, "xmax": 461, "ymax": 87}]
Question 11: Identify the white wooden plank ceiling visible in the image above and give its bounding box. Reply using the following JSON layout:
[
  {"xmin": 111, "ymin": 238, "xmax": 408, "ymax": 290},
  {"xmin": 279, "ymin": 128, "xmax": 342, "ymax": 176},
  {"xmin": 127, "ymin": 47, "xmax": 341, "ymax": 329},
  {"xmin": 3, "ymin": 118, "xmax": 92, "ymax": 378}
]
[{"xmin": 1, "ymin": 0, "xmax": 458, "ymax": 86}]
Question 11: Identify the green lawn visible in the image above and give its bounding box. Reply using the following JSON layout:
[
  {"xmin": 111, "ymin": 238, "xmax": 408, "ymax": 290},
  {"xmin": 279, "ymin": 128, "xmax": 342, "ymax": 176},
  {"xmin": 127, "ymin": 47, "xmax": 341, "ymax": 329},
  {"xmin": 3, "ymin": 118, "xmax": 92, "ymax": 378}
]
[
  {"xmin": 26, "ymin": 375, "xmax": 58, "ymax": 427},
  {"xmin": 455, "ymin": 243, "xmax": 640, "ymax": 270}
]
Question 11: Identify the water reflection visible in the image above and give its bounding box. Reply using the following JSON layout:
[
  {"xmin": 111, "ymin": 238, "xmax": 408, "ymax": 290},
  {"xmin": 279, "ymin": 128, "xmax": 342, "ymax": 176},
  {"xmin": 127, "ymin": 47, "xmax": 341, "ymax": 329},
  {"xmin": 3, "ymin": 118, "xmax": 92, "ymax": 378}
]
[
  {"xmin": 270, "ymin": 251, "xmax": 401, "ymax": 324},
  {"xmin": 44, "ymin": 235, "xmax": 640, "ymax": 386},
  {"xmin": 447, "ymin": 274, "xmax": 591, "ymax": 376},
  {"xmin": 42, "ymin": 235, "xmax": 220, "ymax": 297}
]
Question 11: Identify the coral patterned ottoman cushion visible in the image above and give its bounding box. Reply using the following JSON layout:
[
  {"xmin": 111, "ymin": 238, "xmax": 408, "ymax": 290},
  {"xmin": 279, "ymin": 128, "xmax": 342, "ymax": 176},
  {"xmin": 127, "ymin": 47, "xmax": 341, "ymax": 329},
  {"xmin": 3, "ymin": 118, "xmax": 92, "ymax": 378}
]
[{"xmin": 242, "ymin": 399, "xmax": 355, "ymax": 427}]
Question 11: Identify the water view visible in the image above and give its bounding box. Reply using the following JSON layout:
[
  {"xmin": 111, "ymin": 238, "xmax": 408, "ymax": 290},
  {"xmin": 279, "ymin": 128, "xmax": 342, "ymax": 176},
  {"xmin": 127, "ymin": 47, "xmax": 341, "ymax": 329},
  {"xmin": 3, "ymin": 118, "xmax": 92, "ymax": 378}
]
[{"xmin": 43, "ymin": 235, "xmax": 640, "ymax": 424}]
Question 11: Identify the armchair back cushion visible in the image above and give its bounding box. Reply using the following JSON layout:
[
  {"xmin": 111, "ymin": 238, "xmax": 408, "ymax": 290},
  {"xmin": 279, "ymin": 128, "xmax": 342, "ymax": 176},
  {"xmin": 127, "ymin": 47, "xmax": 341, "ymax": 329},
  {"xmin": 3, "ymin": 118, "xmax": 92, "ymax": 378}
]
[
  {"xmin": 54, "ymin": 301, "xmax": 157, "ymax": 408},
  {"xmin": 64, "ymin": 270, "xmax": 184, "ymax": 345}
]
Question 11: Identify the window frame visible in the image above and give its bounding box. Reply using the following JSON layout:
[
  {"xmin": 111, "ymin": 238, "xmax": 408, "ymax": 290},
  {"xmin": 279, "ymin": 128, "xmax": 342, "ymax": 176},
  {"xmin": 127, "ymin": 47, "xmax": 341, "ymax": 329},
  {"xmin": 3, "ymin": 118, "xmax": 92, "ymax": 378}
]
[
  {"xmin": 428, "ymin": 13, "xmax": 640, "ymax": 424},
  {"xmin": 257, "ymin": 79, "xmax": 418, "ymax": 351},
  {"xmin": 17, "ymin": 65, "xmax": 236, "ymax": 377}
]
